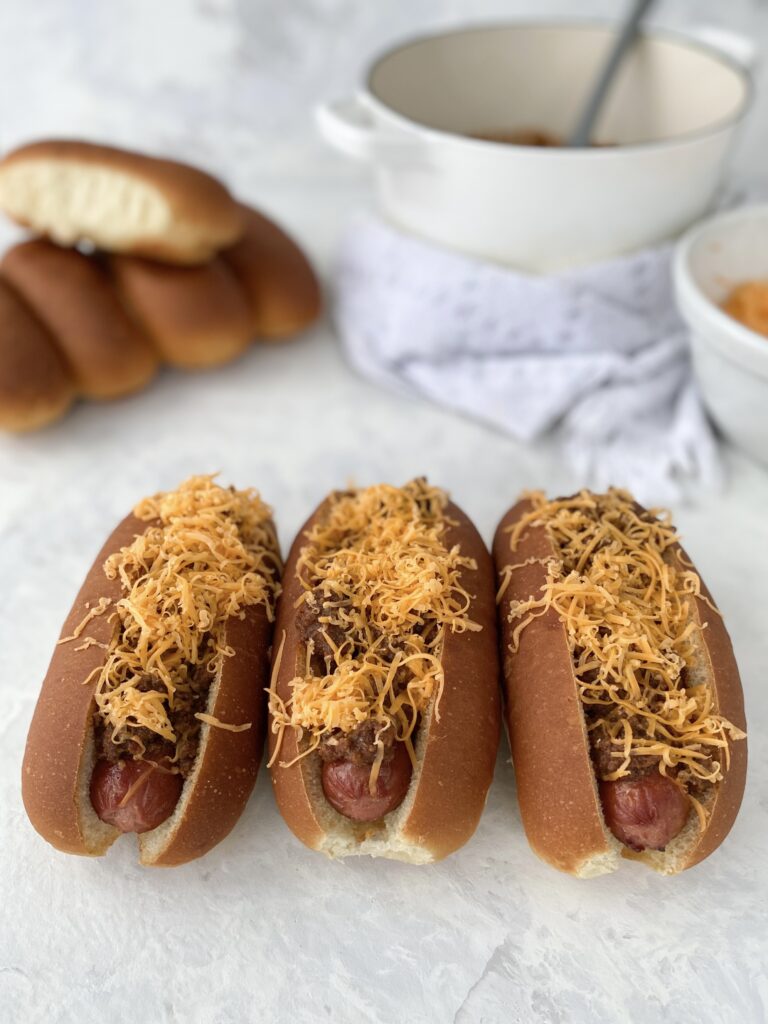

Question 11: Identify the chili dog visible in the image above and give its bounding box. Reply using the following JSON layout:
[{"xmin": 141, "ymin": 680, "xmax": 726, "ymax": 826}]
[
  {"xmin": 268, "ymin": 479, "xmax": 500, "ymax": 862},
  {"xmin": 22, "ymin": 476, "xmax": 281, "ymax": 865},
  {"xmin": 493, "ymin": 489, "xmax": 747, "ymax": 877}
]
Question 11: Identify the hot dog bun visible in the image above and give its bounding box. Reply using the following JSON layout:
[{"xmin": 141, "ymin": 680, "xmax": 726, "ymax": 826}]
[
  {"xmin": 0, "ymin": 277, "xmax": 74, "ymax": 431},
  {"xmin": 2, "ymin": 240, "xmax": 159, "ymax": 398},
  {"xmin": 493, "ymin": 495, "xmax": 747, "ymax": 877},
  {"xmin": 22, "ymin": 479, "xmax": 279, "ymax": 865},
  {"xmin": 223, "ymin": 205, "xmax": 321, "ymax": 339},
  {"xmin": 109, "ymin": 254, "xmax": 253, "ymax": 369},
  {"xmin": 269, "ymin": 489, "xmax": 500, "ymax": 862},
  {"xmin": 0, "ymin": 140, "xmax": 244, "ymax": 264}
]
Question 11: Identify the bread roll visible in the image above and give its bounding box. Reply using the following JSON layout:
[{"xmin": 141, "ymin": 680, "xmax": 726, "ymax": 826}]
[
  {"xmin": 2, "ymin": 241, "xmax": 159, "ymax": 399},
  {"xmin": 0, "ymin": 278, "xmax": 74, "ymax": 431},
  {"xmin": 0, "ymin": 140, "xmax": 245, "ymax": 264},
  {"xmin": 223, "ymin": 205, "xmax": 321, "ymax": 339},
  {"xmin": 110, "ymin": 254, "xmax": 253, "ymax": 369}
]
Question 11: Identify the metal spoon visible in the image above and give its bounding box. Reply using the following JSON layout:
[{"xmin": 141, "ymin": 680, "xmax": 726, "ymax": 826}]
[{"xmin": 567, "ymin": 0, "xmax": 657, "ymax": 148}]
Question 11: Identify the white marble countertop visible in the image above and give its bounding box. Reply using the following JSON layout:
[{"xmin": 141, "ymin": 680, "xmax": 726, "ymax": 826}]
[{"xmin": 2, "ymin": 2, "xmax": 768, "ymax": 1022}]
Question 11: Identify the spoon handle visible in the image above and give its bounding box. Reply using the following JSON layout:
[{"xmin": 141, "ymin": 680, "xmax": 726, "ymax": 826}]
[{"xmin": 568, "ymin": 0, "xmax": 657, "ymax": 148}]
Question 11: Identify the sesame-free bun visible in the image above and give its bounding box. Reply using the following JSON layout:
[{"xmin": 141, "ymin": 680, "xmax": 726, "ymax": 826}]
[
  {"xmin": 0, "ymin": 277, "xmax": 74, "ymax": 431},
  {"xmin": 223, "ymin": 205, "xmax": 321, "ymax": 339},
  {"xmin": 0, "ymin": 140, "xmax": 245, "ymax": 264},
  {"xmin": 2, "ymin": 240, "xmax": 158, "ymax": 398},
  {"xmin": 268, "ymin": 496, "xmax": 501, "ymax": 863},
  {"xmin": 22, "ymin": 513, "xmax": 274, "ymax": 866},
  {"xmin": 493, "ymin": 498, "xmax": 747, "ymax": 877},
  {"xmin": 110, "ymin": 254, "xmax": 253, "ymax": 369}
]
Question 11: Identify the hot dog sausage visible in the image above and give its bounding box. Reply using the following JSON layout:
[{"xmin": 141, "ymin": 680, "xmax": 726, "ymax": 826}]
[
  {"xmin": 321, "ymin": 743, "xmax": 413, "ymax": 822},
  {"xmin": 599, "ymin": 774, "xmax": 690, "ymax": 852},
  {"xmin": 90, "ymin": 758, "xmax": 183, "ymax": 834}
]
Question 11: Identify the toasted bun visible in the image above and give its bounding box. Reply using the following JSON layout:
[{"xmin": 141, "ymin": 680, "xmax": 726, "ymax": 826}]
[
  {"xmin": 269, "ymin": 496, "xmax": 500, "ymax": 862},
  {"xmin": 0, "ymin": 140, "xmax": 244, "ymax": 263},
  {"xmin": 22, "ymin": 514, "xmax": 144, "ymax": 856},
  {"xmin": 138, "ymin": 604, "xmax": 271, "ymax": 866},
  {"xmin": 223, "ymin": 205, "xmax": 321, "ymax": 339},
  {"xmin": 22, "ymin": 513, "xmax": 273, "ymax": 865},
  {"xmin": 627, "ymin": 542, "xmax": 747, "ymax": 875},
  {"xmin": 2, "ymin": 240, "xmax": 158, "ymax": 398},
  {"xmin": 109, "ymin": 254, "xmax": 253, "ymax": 369},
  {"xmin": 0, "ymin": 277, "xmax": 74, "ymax": 431},
  {"xmin": 493, "ymin": 498, "xmax": 747, "ymax": 877}
]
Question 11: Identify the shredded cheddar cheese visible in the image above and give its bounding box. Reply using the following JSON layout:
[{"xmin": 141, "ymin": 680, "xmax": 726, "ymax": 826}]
[
  {"xmin": 57, "ymin": 596, "xmax": 112, "ymax": 644},
  {"xmin": 501, "ymin": 489, "xmax": 745, "ymax": 798},
  {"xmin": 268, "ymin": 479, "xmax": 479, "ymax": 789},
  {"xmin": 88, "ymin": 476, "xmax": 280, "ymax": 754}
]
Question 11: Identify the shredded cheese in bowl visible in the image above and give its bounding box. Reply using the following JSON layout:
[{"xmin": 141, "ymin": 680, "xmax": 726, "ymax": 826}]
[
  {"xmin": 269, "ymin": 479, "xmax": 479, "ymax": 789},
  {"xmin": 87, "ymin": 475, "xmax": 281, "ymax": 757},
  {"xmin": 500, "ymin": 489, "xmax": 745, "ymax": 820}
]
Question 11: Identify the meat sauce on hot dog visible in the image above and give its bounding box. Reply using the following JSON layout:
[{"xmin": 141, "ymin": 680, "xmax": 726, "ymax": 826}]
[
  {"xmin": 269, "ymin": 479, "xmax": 481, "ymax": 824},
  {"xmin": 497, "ymin": 489, "xmax": 746, "ymax": 864},
  {"xmin": 83, "ymin": 477, "xmax": 280, "ymax": 835}
]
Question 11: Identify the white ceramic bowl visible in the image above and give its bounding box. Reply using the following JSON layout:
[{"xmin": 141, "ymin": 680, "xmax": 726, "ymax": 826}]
[
  {"xmin": 674, "ymin": 204, "xmax": 768, "ymax": 468},
  {"xmin": 318, "ymin": 22, "xmax": 753, "ymax": 272}
]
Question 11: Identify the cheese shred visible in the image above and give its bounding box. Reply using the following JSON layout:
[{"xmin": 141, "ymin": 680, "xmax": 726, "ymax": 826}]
[
  {"xmin": 501, "ymin": 489, "xmax": 745, "ymax": 798},
  {"xmin": 89, "ymin": 476, "xmax": 281, "ymax": 753},
  {"xmin": 268, "ymin": 479, "xmax": 479, "ymax": 787}
]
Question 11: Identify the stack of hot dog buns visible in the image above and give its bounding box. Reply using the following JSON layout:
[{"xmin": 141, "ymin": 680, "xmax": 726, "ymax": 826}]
[
  {"xmin": 22, "ymin": 480, "xmax": 746, "ymax": 871},
  {"xmin": 0, "ymin": 140, "xmax": 321, "ymax": 432}
]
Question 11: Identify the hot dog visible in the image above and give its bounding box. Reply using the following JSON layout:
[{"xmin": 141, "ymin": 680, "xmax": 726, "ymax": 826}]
[
  {"xmin": 22, "ymin": 476, "xmax": 281, "ymax": 865},
  {"xmin": 268, "ymin": 479, "xmax": 500, "ymax": 862},
  {"xmin": 493, "ymin": 489, "xmax": 747, "ymax": 876}
]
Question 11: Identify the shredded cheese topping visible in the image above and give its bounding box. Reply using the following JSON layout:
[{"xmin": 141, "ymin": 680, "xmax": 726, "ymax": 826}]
[
  {"xmin": 90, "ymin": 475, "xmax": 280, "ymax": 753},
  {"xmin": 269, "ymin": 479, "xmax": 479, "ymax": 788},
  {"xmin": 500, "ymin": 489, "xmax": 745, "ymax": 794}
]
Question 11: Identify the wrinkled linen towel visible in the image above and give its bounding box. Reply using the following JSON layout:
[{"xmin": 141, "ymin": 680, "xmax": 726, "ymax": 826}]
[{"xmin": 334, "ymin": 216, "xmax": 722, "ymax": 505}]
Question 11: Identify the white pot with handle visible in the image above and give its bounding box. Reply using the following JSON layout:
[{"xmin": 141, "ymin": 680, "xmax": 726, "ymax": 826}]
[{"xmin": 317, "ymin": 22, "xmax": 754, "ymax": 273}]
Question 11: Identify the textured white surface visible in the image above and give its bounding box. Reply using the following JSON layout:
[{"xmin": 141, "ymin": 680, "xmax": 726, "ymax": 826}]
[{"xmin": 1, "ymin": 2, "xmax": 768, "ymax": 1022}]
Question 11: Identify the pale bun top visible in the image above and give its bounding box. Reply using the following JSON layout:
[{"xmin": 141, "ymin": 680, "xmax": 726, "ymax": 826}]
[{"xmin": 0, "ymin": 139, "xmax": 245, "ymax": 264}]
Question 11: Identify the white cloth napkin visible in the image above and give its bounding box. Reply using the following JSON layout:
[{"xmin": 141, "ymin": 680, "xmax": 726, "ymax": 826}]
[{"xmin": 334, "ymin": 216, "xmax": 722, "ymax": 505}]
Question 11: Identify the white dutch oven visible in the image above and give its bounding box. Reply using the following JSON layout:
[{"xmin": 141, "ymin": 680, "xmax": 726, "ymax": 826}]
[{"xmin": 318, "ymin": 22, "xmax": 753, "ymax": 272}]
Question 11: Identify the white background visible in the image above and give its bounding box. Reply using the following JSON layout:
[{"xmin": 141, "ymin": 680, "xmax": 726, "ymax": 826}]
[{"xmin": 1, "ymin": 2, "xmax": 767, "ymax": 1022}]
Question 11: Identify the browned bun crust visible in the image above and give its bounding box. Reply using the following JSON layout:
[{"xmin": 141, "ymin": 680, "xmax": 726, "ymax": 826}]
[
  {"xmin": 268, "ymin": 494, "xmax": 500, "ymax": 862},
  {"xmin": 0, "ymin": 277, "xmax": 75, "ymax": 431},
  {"xmin": 2, "ymin": 241, "xmax": 159, "ymax": 398},
  {"xmin": 493, "ymin": 499, "xmax": 613, "ymax": 876},
  {"xmin": 222, "ymin": 204, "xmax": 322, "ymax": 339},
  {"xmin": 634, "ymin": 541, "xmax": 747, "ymax": 872},
  {"xmin": 493, "ymin": 498, "xmax": 747, "ymax": 877},
  {"xmin": 22, "ymin": 514, "xmax": 145, "ymax": 854},
  {"xmin": 109, "ymin": 254, "xmax": 253, "ymax": 369},
  {"xmin": 140, "ymin": 604, "xmax": 271, "ymax": 866},
  {"xmin": 0, "ymin": 140, "xmax": 245, "ymax": 263},
  {"xmin": 22, "ymin": 511, "xmax": 275, "ymax": 864}
]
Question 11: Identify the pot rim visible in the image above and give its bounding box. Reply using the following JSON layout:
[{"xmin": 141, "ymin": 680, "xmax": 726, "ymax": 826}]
[{"xmin": 363, "ymin": 19, "xmax": 753, "ymax": 156}]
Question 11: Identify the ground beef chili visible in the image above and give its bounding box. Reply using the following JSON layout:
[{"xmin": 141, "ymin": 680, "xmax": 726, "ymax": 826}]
[
  {"xmin": 296, "ymin": 591, "xmax": 349, "ymax": 674},
  {"xmin": 93, "ymin": 656, "xmax": 215, "ymax": 778},
  {"xmin": 318, "ymin": 720, "xmax": 396, "ymax": 766},
  {"xmin": 298, "ymin": 588, "xmax": 417, "ymax": 774}
]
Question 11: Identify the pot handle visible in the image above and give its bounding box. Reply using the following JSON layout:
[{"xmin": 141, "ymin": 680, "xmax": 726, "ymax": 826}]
[
  {"xmin": 685, "ymin": 26, "xmax": 758, "ymax": 71},
  {"xmin": 316, "ymin": 95, "xmax": 414, "ymax": 162}
]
